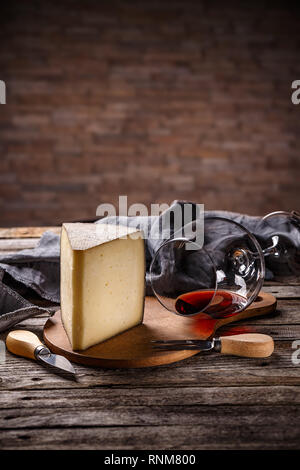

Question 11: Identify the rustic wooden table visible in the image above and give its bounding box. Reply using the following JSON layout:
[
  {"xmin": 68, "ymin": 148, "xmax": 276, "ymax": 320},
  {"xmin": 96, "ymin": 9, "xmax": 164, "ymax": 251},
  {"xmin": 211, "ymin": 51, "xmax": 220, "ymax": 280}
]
[{"xmin": 0, "ymin": 228, "xmax": 299, "ymax": 450}]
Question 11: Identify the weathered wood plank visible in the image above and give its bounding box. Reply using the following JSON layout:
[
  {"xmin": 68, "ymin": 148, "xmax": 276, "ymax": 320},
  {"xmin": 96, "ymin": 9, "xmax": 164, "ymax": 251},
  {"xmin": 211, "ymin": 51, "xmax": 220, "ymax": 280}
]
[
  {"xmin": 263, "ymin": 286, "xmax": 300, "ymax": 299},
  {"xmin": 265, "ymin": 280, "xmax": 300, "ymax": 286},
  {"xmin": 0, "ymin": 386, "xmax": 300, "ymax": 410},
  {"xmin": 1, "ymin": 366, "xmax": 300, "ymax": 390},
  {"xmin": 0, "ymin": 341, "xmax": 299, "ymax": 391},
  {"xmin": 1, "ymin": 407, "xmax": 299, "ymax": 449},
  {"xmin": 0, "ymin": 238, "xmax": 40, "ymax": 251},
  {"xmin": 0, "ymin": 335, "xmax": 296, "ymax": 370},
  {"xmin": 1, "ymin": 403, "xmax": 300, "ymax": 431},
  {"xmin": 0, "ymin": 227, "xmax": 60, "ymax": 239},
  {"xmin": 245, "ymin": 299, "xmax": 300, "ymax": 324}
]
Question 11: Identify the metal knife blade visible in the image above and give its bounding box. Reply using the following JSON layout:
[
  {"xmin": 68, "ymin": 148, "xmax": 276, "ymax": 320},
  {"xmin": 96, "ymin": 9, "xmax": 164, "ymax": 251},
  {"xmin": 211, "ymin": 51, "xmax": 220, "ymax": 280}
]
[
  {"xmin": 35, "ymin": 346, "xmax": 76, "ymax": 379},
  {"xmin": 151, "ymin": 339, "xmax": 216, "ymax": 351}
]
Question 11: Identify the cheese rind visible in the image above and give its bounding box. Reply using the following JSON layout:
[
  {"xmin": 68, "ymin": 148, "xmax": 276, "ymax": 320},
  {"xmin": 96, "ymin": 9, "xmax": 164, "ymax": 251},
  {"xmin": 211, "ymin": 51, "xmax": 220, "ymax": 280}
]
[{"xmin": 60, "ymin": 223, "xmax": 145, "ymax": 350}]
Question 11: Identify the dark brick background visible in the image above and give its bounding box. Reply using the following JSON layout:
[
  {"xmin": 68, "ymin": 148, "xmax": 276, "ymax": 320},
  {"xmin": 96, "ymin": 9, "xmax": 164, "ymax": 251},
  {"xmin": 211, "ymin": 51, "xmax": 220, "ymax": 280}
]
[{"xmin": 0, "ymin": 0, "xmax": 300, "ymax": 226}]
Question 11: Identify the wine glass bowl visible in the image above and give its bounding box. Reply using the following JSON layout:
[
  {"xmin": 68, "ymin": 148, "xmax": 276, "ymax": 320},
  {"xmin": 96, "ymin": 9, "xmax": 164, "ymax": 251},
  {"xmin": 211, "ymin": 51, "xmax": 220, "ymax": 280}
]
[
  {"xmin": 150, "ymin": 217, "xmax": 265, "ymax": 319},
  {"xmin": 150, "ymin": 238, "xmax": 217, "ymax": 315}
]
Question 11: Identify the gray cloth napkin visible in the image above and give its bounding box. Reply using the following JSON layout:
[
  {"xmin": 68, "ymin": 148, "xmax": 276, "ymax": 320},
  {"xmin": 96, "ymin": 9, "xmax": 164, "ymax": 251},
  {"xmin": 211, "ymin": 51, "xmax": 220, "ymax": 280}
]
[
  {"xmin": 0, "ymin": 201, "xmax": 299, "ymax": 332},
  {"xmin": 0, "ymin": 267, "xmax": 51, "ymax": 331},
  {"xmin": 0, "ymin": 230, "xmax": 60, "ymax": 331}
]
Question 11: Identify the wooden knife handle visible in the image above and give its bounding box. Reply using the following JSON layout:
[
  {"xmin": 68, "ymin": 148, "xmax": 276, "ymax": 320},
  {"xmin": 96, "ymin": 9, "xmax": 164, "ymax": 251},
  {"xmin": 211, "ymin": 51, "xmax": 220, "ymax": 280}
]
[
  {"xmin": 219, "ymin": 333, "xmax": 274, "ymax": 358},
  {"xmin": 6, "ymin": 330, "xmax": 44, "ymax": 360}
]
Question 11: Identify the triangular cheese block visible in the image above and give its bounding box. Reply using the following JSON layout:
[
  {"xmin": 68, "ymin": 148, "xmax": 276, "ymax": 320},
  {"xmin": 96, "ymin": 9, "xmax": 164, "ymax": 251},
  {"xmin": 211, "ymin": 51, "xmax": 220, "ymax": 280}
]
[{"xmin": 60, "ymin": 223, "xmax": 145, "ymax": 350}]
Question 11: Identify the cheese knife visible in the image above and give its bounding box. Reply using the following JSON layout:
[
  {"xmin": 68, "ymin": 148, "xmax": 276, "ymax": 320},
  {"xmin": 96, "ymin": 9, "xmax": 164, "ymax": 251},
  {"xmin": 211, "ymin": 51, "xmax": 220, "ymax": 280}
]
[
  {"xmin": 152, "ymin": 333, "xmax": 274, "ymax": 358},
  {"xmin": 6, "ymin": 330, "xmax": 76, "ymax": 379}
]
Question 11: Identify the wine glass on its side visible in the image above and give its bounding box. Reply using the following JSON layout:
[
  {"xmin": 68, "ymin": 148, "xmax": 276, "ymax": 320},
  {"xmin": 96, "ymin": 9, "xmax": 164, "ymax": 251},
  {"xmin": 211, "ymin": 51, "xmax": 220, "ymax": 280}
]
[{"xmin": 150, "ymin": 217, "xmax": 265, "ymax": 319}]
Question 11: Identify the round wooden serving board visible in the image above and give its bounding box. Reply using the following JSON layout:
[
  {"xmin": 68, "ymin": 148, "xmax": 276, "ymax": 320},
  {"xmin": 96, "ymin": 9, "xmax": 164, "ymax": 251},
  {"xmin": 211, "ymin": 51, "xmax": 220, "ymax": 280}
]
[{"xmin": 43, "ymin": 291, "xmax": 276, "ymax": 369}]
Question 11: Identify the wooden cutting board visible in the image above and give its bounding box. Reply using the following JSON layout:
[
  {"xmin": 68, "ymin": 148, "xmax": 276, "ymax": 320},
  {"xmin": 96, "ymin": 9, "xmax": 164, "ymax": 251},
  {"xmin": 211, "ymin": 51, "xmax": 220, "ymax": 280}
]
[{"xmin": 43, "ymin": 291, "xmax": 276, "ymax": 369}]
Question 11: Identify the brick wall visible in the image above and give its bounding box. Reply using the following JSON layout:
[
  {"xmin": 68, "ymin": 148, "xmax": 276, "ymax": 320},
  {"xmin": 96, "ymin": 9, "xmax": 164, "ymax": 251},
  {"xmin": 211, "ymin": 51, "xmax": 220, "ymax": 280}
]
[{"xmin": 1, "ymin": 1, "xmax": 300, "ymax": 226}]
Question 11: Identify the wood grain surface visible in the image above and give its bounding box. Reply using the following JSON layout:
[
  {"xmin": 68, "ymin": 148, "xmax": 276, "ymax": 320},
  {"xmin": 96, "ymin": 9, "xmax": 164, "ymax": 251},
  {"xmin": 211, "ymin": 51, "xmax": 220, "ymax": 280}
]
[{"xmin": 0, "ymin": 228, "xmax": 299, "ymax": 450}]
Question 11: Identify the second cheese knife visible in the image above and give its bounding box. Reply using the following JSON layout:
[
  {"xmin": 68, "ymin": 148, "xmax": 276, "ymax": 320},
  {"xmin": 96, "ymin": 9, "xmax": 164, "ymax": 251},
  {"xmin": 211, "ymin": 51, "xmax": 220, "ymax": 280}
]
[
  {"xmin": 152, "ymin": 333, "xmax": 274, "ymax": 358},
  {"xmin": 6, "ymin": 330, "xmax": 76, "ymax": 379}
]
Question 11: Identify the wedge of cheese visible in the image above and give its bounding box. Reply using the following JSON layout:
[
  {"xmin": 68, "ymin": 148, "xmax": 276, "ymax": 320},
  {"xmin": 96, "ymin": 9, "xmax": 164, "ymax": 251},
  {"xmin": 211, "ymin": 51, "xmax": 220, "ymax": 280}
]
[{"xmin": 60, "ymin": 223, "xmax": 145, "ymax": 350}]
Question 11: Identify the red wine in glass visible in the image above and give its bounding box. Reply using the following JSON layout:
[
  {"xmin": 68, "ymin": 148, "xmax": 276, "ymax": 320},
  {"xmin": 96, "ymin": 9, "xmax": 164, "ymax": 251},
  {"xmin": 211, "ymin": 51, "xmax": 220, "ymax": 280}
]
[{"xmin": 175, "ymin": 289, "xmax": 248, "ymax": 319}]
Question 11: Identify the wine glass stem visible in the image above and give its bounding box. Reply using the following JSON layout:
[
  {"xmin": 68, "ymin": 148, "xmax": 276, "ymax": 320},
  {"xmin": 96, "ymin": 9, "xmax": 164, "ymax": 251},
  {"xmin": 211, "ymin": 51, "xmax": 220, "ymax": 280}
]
[
  {"xmin": 262, "ymin": 246, "xmax": 277, "ymax": 257},
  {"xmin": 262, "ymin": 235, "xmax": 279, "ymax": 258}
]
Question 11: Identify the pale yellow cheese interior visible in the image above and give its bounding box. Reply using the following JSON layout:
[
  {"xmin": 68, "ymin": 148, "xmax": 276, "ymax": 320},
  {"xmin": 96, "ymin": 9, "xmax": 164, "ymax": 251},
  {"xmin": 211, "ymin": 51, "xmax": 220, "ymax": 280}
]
[{"xmin": 60, "ymin": 224, "xmax": 145, "ymax": 350}]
